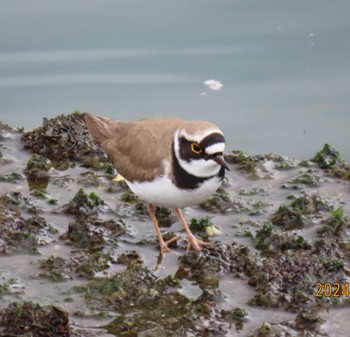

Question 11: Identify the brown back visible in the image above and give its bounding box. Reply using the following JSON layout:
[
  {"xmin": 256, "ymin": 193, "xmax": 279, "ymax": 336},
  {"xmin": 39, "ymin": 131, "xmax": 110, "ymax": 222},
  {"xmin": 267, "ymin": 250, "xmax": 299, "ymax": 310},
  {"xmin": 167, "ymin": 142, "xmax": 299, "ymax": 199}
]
[{"xmin": 84, "ymin": 113, "xmax": 185, "ymax": 182}]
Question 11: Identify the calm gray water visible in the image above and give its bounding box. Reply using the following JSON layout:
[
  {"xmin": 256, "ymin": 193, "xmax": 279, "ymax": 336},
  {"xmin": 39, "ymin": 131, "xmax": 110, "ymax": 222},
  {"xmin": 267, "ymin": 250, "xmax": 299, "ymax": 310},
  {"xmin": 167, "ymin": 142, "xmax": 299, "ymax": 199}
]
[{"xmin": 1, "ymin": 0, "xmax": 350, "ymax": 161}]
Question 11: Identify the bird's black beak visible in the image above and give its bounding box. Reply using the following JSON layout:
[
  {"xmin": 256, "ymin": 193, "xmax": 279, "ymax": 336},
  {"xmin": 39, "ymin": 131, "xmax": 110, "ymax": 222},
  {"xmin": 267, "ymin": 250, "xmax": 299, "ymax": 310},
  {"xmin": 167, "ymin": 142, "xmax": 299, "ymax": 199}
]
[{"xmin": 213, "ymin": 154, "xmax": 230, "ymax": 171}]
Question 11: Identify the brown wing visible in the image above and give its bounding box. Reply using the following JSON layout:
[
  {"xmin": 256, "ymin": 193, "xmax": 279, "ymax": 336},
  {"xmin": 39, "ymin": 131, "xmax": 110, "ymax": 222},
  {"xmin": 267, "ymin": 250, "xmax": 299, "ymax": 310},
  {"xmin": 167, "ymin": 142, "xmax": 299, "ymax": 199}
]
[{"xmin": 84, "ymin": 113, "xmax": 184, "ymax": 182}]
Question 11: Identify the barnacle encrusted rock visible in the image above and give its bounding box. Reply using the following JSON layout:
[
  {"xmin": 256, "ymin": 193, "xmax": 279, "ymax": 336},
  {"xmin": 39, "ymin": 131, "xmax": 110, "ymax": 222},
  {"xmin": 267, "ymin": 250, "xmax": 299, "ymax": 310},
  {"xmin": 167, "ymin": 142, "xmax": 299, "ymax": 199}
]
[
  {"xmin": 0, "ymin": 302, "xmax": 79, "ymax": 337},
  {"xmin": 21, "ymin": 113, "xmax": 106, "ymax": 166},
  {"xmin": 0, "ymin": 192, "xmax": 55, "ymax": 255}
]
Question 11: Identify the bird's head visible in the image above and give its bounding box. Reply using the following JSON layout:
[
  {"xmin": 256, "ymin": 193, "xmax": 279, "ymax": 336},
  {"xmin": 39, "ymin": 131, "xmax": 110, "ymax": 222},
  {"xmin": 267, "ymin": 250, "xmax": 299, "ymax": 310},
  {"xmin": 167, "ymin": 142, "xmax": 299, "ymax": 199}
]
[{"xmin": 173, "ymin": 121, "xmax": 229, "ymax": 178}]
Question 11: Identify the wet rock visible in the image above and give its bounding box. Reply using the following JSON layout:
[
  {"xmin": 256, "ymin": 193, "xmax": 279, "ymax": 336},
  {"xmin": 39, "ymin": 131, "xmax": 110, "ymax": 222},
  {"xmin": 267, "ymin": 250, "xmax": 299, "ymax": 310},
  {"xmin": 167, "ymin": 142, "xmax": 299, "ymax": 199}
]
[
  {"xmin": 77, "ymin": 171, "xmax": 103, "ymax": 187},
  {"xmin": 61, "ymin": 216, "xmax": 126, "ymax": 251},
  {"xmin": 271, "ymin": 194, "xmax": 330, "ymax": 230},
  {"xmin": 21, "ymin": 113, "xmax": 107, "ymax": 167},
  {"xmin": 80, "ymin": 264, "xmax": 176, "ymax": 309},
  {"xmin": 288, "ymin": 170, "xmax": 321, "ymax": 187},
  {"xmin": 199, "ymin": 189, "xmax": 248, "ymax": 214},
  {"xmin": 190, "ymin": 216, "xmax": 221, "ymax": 238},
  {"xmin": 117, "ymin": 250, "xmax": 144, "ymax": 266},
  {"xmin": 38, "ymin": 251, "xmax": 115, "ymax": 281},
  {"xmin": 177, "ymin": 243, "xmax": 257, "ymax": 289},
  {"xmin": 312, "ymin": 144, "xmax": 350, "ymax": 181},
  {"xmin": 104, "ymin": 290, "xmax": 218, "ymax": 337},
  {"xmin": 25, "ymin": 154, "xmax": 52, "ymax": 191},
  {"xmin": 313, "ymin": 144, "xmax": 340, "ymax": 169},
  {"xmin": 0, "ymin": 194, "xmax": 55, "ymax": 255},
  {"xmin": 38, "ymin": 256, "xmax": 71, "ymax": 281},
  {"xmin": 63, "ymin": 188, "xmax": 109, "ymax": 218},
  {"xmin": 61, "ymin": 220, "xmax": 105, "ymax": 250},
  {"xmin": 255, "ymin": 222, "xmax": 311, "ymax": 253},
  {"xmin": 250, "ymin": 319, "xmax": 329, "ymax": 337},
  {"xmin": 25, "ymin": 153, "xmax": 52, "ymax": 175},
  {"xmin": 94, "ymin": 218, "xmax": 127, "ymax": 237},
  {"xmin": 317, "ymin": 207, "xmax": 350, "ymax": 237},
  {"xmin": 0, "ymin": 191, "xmax": 37, "ymax": 212},
  {"xmin": 80, "ymin": 263, "xmax": 229, "ymax": 337},
  {"xmin": 0, "ymin": 301, "xmax": 79, "ymax": 337},
  {"xmin": 74, "ymin": 251, "xmax": 115, "ymax": 279},
  {"xmin": 295, "ymin": 308, "xmax": 326, "ymax": 330},
  {"xmin": 221, "ymin": 307, "xmax": 248, "ymax": 322},
  {"xmin": 0, "ymin": 171, "xmax": 24, "ymax": 183},
  {"xmin": 328, "ymin": 161, "xmax": 350, "ymax": 181},
  {"xmin": 250, "ymin": 307, "xmax": 328, "ymax": 336},
  {"xmin": 225, "ymin": 151, "xmax": 291, "ymax": 179},
  {"xmin": 248, "ymin": 241, "xmax": 348, "ymax": 310},
  {"xmin": 239, "ymin": 187, "xmax": 268, "ymax": 196}
]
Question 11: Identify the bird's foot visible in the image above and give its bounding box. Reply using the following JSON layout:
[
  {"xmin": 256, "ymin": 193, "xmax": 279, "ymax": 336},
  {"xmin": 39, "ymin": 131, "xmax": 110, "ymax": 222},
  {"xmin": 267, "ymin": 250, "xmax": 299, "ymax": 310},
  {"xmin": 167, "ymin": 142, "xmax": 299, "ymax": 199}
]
[
  {"xmin": 158, "ymin": 235, "xmax": 179, "ymax": 256},
  {"xmin": 186, "ymin": 234, "xmax": 212, "ymax": 252}
]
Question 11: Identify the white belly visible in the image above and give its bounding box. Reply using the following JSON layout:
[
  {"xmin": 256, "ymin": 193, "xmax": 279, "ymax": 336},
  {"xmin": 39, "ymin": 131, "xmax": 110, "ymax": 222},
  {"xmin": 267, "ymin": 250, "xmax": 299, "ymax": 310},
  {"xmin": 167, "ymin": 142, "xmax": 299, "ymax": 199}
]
[{"xmin": 126, "ymin": 175, "xmax": 223, "ymax": 209}]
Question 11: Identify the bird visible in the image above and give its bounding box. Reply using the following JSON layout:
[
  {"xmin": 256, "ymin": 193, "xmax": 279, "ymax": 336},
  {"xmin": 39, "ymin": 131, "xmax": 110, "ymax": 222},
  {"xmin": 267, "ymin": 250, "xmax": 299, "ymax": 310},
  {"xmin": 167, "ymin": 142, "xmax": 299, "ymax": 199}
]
[{"xmin": 83, "ymin": 112, "xmax": 230, "ymax": 255}]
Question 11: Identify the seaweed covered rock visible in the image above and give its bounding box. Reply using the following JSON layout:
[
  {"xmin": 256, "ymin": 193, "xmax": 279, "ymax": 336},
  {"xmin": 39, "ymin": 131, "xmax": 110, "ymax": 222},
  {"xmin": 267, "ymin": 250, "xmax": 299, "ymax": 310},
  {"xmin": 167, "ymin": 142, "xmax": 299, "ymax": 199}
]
[
  {"xmin": 248, "ymin": 240, "xmax": 348, "ymax": 310},
  {"xmin": 271, "ymin": 194, "xmax": 330, "ymax": 230},
  {"xmin": 0, "ymin": 302, "xmax": 77, "ymax": 337},
  {"xmin": 225, "ymin": 151, "xmax": 295, "ymax": 179},
  {"xmin": 317, "ymin": 207, "xmax": 350, "ymax": 238},
  {"xmin": 255, "ymin": 222, "xmax": 311, "ymax": 253},
  {"xmin": 250, "ymin": 308, "xmax": 327, "ymax": 337},
  {"xmin": 177, "ymin": 243, "xmax": 257, "ymax": 289},
  {"xmin": 25, "ymin": 153, "xmax": 52, "ymax": 191},
  {"xmin": 63, "ymin": 188, "xmax": 109, "ymax": 218},
  {"xmin": 60, "ymin": 217, "xmax": 126, "ymax": 251},
  {"xmin": 21, "ymin": 113, "xmax": 106, "ymax": 167},
  {"xmin": 199, "ymin": 189, "xmax": 248, "ymax": 214},
  {"xmin": 80, "ymin": 264, "xmax": 178, "ymax": 309},
  {"xmin": 189, "ymin": 216, "xmax": 221, "ymax": 239},
  {"xmin": 0, "ymin": 192, "xmax": 55, "ymax": 255},
  {"xmin": 313, "ymin": 144, "xmax": 340, "ymax": 169},
  {"xmin": 80, "ymin": 263, "xmax": 229, "ymax": 337},
  {"xmin": 61, "ymin": 220, "xmax": 105, "ymax": 250},
  {"xmin": 37, "ymin": 251, "xmax": 115, "ymax": 280},
  {"xmin": 312, "ymin": 144, "xmax": 350, "ymax": 180}
]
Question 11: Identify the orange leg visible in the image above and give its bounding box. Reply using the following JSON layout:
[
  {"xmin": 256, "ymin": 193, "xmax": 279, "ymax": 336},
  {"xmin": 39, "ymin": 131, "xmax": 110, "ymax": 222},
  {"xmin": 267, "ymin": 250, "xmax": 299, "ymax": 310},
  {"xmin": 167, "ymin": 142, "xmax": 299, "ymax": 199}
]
[
  {"xmin": 147, "ymin": 203, "xmax": 178, "ymax": 255},
  {"xmin": 175, "ymin": 208, "xmax": 212, "ymax": 252}
]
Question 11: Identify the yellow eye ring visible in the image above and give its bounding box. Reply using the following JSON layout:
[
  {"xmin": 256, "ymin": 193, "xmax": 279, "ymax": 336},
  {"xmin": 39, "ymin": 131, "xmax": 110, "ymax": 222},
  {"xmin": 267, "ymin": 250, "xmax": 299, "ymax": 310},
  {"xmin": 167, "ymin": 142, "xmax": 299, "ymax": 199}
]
[{"xmin": 191, "ymin": 143, "xmax": 203, "ymax": 154}]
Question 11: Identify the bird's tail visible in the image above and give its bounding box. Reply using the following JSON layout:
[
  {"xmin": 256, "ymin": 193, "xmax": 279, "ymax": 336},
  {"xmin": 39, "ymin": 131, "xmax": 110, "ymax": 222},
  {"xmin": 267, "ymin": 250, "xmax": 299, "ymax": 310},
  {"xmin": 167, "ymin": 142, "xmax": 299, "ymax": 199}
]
[{"xmin": 83, "ymin": 112, "xmax": 120, "ymax": 145}]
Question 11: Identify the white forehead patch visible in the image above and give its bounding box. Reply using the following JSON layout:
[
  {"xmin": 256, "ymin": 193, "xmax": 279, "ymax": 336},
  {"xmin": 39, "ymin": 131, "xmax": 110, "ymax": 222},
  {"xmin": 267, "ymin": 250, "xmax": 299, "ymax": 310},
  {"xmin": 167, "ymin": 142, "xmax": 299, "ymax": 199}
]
[
  {"xmin": 205, "ymin": 142, "xmax": 225, "ymax": 155},
  {"xmin": 179, "ymin": 129, "xmax": 222, "ymax": 143}
]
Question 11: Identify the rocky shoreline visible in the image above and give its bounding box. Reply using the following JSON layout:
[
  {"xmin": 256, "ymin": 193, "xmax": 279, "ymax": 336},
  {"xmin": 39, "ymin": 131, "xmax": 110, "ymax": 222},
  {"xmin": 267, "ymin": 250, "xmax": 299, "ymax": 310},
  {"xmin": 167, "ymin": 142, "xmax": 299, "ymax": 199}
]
[{"xmin": 0, "ymin": 113, "xmax": 349, "ymax": 336}]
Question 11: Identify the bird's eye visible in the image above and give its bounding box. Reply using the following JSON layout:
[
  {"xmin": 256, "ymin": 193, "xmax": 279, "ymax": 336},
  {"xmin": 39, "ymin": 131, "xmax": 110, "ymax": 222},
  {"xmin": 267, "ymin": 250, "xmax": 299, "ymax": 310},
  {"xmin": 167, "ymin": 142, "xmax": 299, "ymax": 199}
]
[{"xmin": 191, "ymin": 143, "xmax": 203, "ymax": 154}]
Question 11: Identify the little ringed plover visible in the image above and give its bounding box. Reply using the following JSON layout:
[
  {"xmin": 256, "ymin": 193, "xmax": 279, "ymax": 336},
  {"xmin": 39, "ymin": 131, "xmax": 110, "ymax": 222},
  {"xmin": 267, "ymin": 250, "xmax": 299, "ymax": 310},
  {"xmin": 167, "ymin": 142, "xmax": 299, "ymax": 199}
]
[{"xmin": 83, "ymin": 113, "xmax": 229, "ymax": 255}]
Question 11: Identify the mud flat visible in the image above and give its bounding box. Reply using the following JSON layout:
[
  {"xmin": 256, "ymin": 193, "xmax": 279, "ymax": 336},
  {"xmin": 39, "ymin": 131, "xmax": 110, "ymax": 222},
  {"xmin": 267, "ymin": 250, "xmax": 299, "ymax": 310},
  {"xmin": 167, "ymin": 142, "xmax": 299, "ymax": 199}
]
[{"xmin": 0, "ymin": 113, "xmax": 349, "ymax": 337}]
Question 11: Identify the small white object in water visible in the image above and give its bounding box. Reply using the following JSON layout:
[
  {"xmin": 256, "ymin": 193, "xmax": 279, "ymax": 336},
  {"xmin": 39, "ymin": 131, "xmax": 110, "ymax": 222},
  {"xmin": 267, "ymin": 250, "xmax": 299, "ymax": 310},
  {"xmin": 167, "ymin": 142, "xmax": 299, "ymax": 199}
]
[
  {"xmin": 204, "ymin": 79, "xmax": 223, "ymax": 91},
  {"xmin": 200, "ymin": 92, "xmax": 207, "ymax": 96}
]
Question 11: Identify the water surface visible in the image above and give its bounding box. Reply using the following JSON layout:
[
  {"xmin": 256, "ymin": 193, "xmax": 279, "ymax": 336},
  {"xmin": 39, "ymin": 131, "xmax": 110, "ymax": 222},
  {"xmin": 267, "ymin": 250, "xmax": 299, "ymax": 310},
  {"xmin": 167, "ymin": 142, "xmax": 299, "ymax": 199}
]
[{"xmin": 0, "ymin": 0, "xmax": 349, "ymax": 160}]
